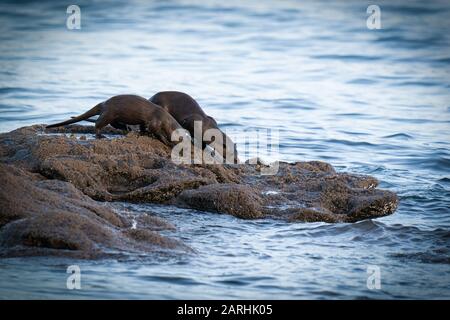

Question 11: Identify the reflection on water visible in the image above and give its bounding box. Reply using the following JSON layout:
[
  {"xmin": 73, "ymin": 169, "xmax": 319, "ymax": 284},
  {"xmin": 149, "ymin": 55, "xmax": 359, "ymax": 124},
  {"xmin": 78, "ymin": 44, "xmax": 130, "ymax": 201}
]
[{"xmin": 0, "ymin": 0, "xmax": 449, "ymax": 299}]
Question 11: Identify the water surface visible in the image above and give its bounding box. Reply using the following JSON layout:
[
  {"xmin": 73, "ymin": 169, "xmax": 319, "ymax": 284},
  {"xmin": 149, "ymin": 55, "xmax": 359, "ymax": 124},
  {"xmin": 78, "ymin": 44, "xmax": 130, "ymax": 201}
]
[{"xmin": 0, "ymin": 0, "xmax": 449, "ymax": 299}]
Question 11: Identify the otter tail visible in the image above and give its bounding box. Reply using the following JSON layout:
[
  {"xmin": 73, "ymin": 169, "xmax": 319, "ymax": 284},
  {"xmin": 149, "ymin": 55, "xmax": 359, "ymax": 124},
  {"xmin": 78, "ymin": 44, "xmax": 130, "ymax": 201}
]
[
  {"xmin": 46, "ymin": 103, "xmax": 102, "ymax": 128},
  {"xmin": 70, "ymin": 116, "xmax": 96, "ymax": 123}
]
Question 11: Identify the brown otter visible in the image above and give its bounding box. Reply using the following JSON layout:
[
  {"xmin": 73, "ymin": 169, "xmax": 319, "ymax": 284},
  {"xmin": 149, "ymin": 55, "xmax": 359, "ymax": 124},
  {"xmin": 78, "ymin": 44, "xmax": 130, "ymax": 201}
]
[
  {"xmin": 149, "ymin": 91, "xmax": 239, "ymax": 163},
  {"xmin": 46, "ymin": 95, "xmax": 183, "ymax": 146}
]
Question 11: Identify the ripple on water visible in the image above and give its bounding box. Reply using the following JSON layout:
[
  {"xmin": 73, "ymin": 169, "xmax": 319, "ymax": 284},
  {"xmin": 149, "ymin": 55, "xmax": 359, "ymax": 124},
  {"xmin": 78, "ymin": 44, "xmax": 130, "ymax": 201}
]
[{"xmin": 382, "ymin": 133, "xmax": 414, "ymax": 140}]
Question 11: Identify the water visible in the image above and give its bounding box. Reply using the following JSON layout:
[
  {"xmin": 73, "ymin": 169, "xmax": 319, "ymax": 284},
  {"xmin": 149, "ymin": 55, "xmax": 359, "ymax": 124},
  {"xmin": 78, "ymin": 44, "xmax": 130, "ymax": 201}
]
[{"xmin": 0, "ymin": 0, "xmax": 449, "ymax": 299}]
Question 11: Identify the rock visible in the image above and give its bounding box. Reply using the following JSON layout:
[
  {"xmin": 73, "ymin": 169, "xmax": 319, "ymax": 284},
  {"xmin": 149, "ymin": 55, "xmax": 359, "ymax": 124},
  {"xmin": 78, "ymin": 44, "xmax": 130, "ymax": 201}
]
[
  {"xmin": 176, "ymin": 184, "xmax": 264, "ymax": 219},
  {"xmin": 0, "ymin": 125, "xmax": 398, "ymax": 257},
  {"xmin": 0, "ymin": 162, "xmax": 185, "ymax": 258}
]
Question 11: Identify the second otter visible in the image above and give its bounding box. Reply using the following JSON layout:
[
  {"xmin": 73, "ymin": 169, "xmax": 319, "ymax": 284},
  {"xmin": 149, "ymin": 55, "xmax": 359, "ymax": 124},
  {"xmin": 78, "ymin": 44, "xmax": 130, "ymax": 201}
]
[{"xmin": 150, "ymin": 91, "xmax": 239, "ymax": 163}]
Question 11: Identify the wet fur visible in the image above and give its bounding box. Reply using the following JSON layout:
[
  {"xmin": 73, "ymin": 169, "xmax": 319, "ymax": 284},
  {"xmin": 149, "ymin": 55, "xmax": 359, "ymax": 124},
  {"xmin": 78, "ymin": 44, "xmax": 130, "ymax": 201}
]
[
  {"xmin": 150, "ymin": 91, "xmax": 239, "ymax": 163},
  {"xmin": 46, "ymin": 95, "xmax": 182, "ymax": 146}
]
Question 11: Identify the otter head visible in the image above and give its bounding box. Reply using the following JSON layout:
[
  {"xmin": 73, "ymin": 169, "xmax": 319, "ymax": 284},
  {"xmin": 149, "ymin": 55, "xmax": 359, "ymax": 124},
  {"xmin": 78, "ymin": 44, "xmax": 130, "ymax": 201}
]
[{"xmin": 204, "ymin": 116, "xmax": 239, "ymax": 164}]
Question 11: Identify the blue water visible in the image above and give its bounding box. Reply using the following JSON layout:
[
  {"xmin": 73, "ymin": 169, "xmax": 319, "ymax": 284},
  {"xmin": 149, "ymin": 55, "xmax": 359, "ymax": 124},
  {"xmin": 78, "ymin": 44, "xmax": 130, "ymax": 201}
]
[{"xmin": 0, "ymin": 0, "xmax": 449, "ymax": 299}]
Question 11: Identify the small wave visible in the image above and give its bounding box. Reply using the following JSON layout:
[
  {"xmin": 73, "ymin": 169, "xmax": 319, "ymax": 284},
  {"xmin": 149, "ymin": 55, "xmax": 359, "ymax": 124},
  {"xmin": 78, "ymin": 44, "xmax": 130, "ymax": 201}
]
[
  {"xmin": 0, "ymin": 104, "xmax": 35, "ymax": 114},
  {"xmin": 385, "ymin": 5, "xmax": 443, "ymax": 15},
  {"xmin": 389, "ymin": 117, "xmax": 447, "ymax": 124},
  {"xmin": 300, "ymin": 219, "xmax": 385, "ymax": 239},
  {"xmin": 258, "ymin": 98, "xmax": 318, "ymax": 110},
  {"xmin": 0, "ymin": 87, "xmax": 25, "ymax": 94},
  {"xmin": 392, "ymin": 81, "xmax": 443, "ymax": 87},
  {"xmin": 217, "ymin": 275, "xmax": 274, "ymax": 287},
  {"xmin": 311, "ymin": 54, "xmax": 382, "ymax": 62},
  {"xmin": 138, "ymin": 275, "xmax": 203, "ymax": 286},
  {"xmin": 0, "ymin": 87, "xmax": 66, "ymax": 96},
  {"xmin": 326, "ymin": 138, "xmax": 377, "ymax": 148},
  {"xmin": 382, "ymin": 133, "xmax": 413, "ymax": 140},
  {"xmin": 396, "ymin": 155, "xmax": 450, "ymax": 172},
  {"xmin": 391, "ymin": 249, "xmax": 450, "ymax": 265},
  {"xmin": 337, "ymin": 130, "xmax": 371, "ymax": 136},
  {"xmin": 375, "ymin": 35, "xmax": 442, "ymax": 49},
  {"xmin": 333, "ymin": 113, "xmax": 378, "ymax": 119},
  {"xmin": 437, "ymin": 177, "xmax": 450, "ymax": 184},
  {"xmin": 435, "ymin": 57, "xmax": 450, "ymax": 64},
  {"xmin": 132, "ymin": 45, "xmax": 156, "ymax": 50},
  {"xmin": 347, "ymin": 78, "xmax": 378, "ymax": 85}
]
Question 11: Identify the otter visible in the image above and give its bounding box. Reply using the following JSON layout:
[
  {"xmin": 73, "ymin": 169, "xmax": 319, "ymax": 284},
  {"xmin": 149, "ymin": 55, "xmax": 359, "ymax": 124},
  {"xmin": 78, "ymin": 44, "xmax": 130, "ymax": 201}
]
[
  {"xmin": 46, "ymin": 95, "xmax": 183, "ymax": 146},
  {"xmin": 149, "ymin": 91, "xmax": 239, "ymax": 163}
]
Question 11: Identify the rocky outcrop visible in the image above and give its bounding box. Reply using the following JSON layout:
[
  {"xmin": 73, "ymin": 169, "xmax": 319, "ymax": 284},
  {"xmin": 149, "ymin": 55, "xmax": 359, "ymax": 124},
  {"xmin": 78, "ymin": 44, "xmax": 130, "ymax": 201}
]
[
  {"xmin": 0, "ymin": 125, "xmax": 398, "ymax": 258},
  {"xmin": 0, "ymin": 162, "xmax": 183, "ymax": 259}
]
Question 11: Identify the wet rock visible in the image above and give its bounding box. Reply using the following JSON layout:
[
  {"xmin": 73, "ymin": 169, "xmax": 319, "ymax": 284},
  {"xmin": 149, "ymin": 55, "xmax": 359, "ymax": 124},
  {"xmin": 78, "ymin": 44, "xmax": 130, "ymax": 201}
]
[
  {"xmin": 0, "ymin": 125, "xmax": 398, "ymax": 257},
  {"xmin": 0, "ymin": 162, "xmax": 185, "ymax": 258},
  {"xmin": 253, "ymin": 162, "xmax": 397, "ymax": 222},
  {"xmin": 176, "ymin": 184, "xmax": 264, "ymax": 219}
]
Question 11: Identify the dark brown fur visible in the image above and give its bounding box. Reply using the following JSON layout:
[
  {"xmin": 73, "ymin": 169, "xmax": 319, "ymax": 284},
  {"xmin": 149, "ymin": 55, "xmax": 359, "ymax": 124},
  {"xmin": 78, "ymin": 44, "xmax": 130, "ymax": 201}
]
[
  {"xmin": 150, "ymin": 91, "xmax": 239, "ymax": 163},
  {"xmin": 46, "ymin": 95, "xmax": 182, "ymax": 146}
]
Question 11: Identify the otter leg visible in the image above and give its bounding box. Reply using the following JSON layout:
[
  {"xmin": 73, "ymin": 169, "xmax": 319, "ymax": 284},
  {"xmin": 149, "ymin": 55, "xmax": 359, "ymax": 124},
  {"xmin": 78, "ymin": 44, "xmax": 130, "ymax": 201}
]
[
  {"xmin": 157, "ymin": 132, "xmax": 172, "ymax": 146},
  {"xmin": 95, "ymin": 113, "xmax": 112, "ymax": 139},
  {"xmin": 110, "ymin": 120, "xmax": 128, "ymax": 131},
  {"xmin": 146, "ymin": 120, "xmax": 173, "ymax": 146}
]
